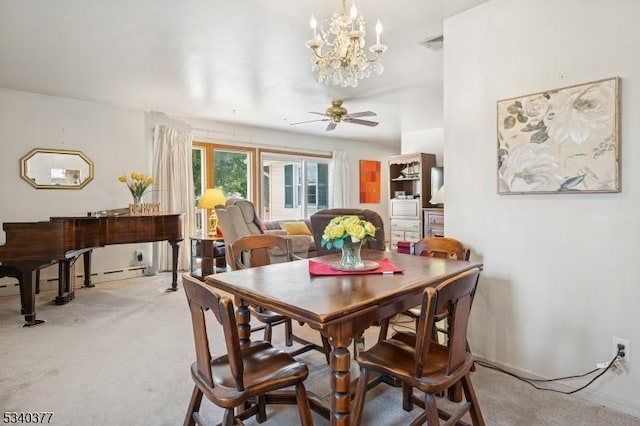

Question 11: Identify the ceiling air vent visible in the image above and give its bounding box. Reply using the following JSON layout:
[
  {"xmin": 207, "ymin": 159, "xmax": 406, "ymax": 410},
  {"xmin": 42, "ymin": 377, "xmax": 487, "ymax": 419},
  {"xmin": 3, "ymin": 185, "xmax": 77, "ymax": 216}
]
[{"xmin": 419, "ymin": 34, "xmax": 444, "ymax": 51}]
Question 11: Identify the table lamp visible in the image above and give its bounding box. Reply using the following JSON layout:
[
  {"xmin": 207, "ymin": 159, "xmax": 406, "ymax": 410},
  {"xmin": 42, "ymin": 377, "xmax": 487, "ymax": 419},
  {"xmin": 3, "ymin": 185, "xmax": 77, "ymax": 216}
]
[
  {"xmin": 198, "ymin": 188, "xmax": 226, "ymax": 237},
  {"xmin": 430, "ymin": 184, "xmax": 444, "ymax": 206}
]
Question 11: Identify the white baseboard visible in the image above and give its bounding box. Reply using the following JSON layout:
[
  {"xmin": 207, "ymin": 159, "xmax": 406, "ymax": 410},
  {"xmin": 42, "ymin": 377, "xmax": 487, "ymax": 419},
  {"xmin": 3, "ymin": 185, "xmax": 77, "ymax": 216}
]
[
  {"xmin": 473, "ymin": 355, "xmax": 640, "ymax": 419},
  {"xmin": 0, "ymin": 264, "xmax": 150, "ymax": 298}
]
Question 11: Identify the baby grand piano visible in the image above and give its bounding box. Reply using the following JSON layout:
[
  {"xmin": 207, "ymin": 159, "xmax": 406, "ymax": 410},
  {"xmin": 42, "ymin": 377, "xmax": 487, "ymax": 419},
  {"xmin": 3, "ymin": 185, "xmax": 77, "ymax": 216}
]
[{"xmin": 0, "ymin": 209, "xmax": 183, "ymax": 326}]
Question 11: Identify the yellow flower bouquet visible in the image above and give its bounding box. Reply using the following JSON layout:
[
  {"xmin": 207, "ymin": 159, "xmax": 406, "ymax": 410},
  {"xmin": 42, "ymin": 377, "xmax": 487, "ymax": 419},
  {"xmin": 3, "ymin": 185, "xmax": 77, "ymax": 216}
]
[
  {"xmin": 321, "ymin": 215, "xmax": 376, "ymax": 250},
  {"xmin": 321, "ymin": 215, "xmax": 377, "ymax": 270},
  {"xmin": 118, "ymin": 172, "xmax": 154, "ymax": 203}
]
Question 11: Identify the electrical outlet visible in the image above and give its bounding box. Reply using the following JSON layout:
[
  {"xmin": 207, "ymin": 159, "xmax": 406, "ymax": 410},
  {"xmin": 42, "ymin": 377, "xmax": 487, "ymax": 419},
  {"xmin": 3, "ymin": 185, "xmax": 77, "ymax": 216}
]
[
  {"xmin": 135, "ymin": 250, "xmax": 143, "ymax": 262},
  {"xmin": 613, "ymin": 337, "xmax": 630, "ymax": 362}
]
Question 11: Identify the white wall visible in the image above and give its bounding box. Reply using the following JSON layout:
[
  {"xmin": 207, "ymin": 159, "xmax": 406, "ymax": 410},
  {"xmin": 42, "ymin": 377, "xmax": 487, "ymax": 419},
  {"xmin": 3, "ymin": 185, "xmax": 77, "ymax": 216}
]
[
  {"xmin": 445, "ymin": 0, "xmax": 639, "ymax": 415},
  {"xmin": 401, "ymin": 128, "xmax": 444, "ymax": 166},
  {"xmin": 0, "ymin": 88, "xmax": 153, "ymax": 287}
]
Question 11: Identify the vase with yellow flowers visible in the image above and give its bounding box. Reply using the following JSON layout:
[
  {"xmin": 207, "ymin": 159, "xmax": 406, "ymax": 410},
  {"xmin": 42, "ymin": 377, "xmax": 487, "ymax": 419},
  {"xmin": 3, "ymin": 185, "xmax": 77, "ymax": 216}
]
[
  {"xmin": 321, "ymin": 215, "xmax": 377, "ymax": 270},
  {"xmin": 118, "ymin": 172, "xmax": 154, "ymax": 211}
]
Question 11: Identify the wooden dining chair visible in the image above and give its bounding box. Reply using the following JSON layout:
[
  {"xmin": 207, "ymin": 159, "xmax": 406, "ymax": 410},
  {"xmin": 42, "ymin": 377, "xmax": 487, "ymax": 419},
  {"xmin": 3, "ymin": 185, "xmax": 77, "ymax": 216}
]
[
  {"xmin": 182, "ymin": 274, "xmax": 313, "ymax": 426},
  {"xmin": 351, "ymin": 268, "xmax": 484, "ymax": 426},
  {"xmin": 407, "ymin": 237, "xmax": 471, "ymax": 332},
  {"xmin": 229, "ymin": 234, "xmax": 330, "ymax": 360},
  {"xmin": 413, "ymin": 236, "xmax": 471, "ymax": 261},
  {"xmin": 228, "ymin": 235, "xmax": 295, "ymax": 345}
]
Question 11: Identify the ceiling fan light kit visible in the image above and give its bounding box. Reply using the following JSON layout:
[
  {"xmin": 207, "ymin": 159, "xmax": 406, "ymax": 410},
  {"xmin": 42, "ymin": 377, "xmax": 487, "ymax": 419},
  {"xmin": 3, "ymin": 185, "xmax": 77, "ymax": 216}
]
[{"xmin": 306, "ymin": 0, "xmax": 387, "ymax": 88}]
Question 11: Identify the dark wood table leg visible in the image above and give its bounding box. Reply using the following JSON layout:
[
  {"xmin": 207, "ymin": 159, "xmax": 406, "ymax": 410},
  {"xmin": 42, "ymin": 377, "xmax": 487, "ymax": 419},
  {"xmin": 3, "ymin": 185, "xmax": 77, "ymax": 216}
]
[
  {"xmin": 326, "ymin": 327, "xmax": 354, "ymax": 426},
  {"xmin": 83, "ymin": 250, "xmax": 94, "ymax": 288}
]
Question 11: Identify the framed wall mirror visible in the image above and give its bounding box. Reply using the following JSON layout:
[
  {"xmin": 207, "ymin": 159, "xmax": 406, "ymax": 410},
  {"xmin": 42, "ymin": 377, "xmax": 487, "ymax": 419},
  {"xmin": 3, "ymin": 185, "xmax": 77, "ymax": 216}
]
[{"xmin": 20, "ymin": 148, "xmax": 94, "ymax": 189}]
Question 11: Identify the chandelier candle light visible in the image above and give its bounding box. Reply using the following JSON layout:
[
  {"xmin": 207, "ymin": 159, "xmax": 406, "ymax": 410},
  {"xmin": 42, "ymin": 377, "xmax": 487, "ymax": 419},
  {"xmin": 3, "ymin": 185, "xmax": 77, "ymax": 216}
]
[
  {"xmin": 307, "ymin": 0, "xmax": 387, "ymax": 88},
  {"xmin": 321, "ymin": 215, "xmax": 377, "ymax": 270}
]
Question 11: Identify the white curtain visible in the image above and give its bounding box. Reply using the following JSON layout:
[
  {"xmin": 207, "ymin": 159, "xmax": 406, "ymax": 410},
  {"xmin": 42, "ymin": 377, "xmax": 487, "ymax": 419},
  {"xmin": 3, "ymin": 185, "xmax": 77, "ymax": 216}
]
[
  {"xmin": 329, "ymin": 150, "xmax": 350, "ymax": 208},
  {"xmin": 152, "ymin": 125, "xmax": 194, "ymax": 272}
]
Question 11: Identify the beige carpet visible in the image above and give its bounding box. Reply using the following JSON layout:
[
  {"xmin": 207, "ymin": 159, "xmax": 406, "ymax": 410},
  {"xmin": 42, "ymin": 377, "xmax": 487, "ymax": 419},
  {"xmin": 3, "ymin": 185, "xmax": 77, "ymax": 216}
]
[{"xmin": 1, "ymin": 274, "xmax": 638, "ymax": 425}]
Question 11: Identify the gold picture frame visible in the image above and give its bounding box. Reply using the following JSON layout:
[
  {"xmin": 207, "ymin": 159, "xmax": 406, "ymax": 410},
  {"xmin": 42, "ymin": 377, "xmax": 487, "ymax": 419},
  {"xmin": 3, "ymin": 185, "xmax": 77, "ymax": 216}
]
[{"xmin": 497, "ymin": 77, "xmax": 619, "ymax": 194}]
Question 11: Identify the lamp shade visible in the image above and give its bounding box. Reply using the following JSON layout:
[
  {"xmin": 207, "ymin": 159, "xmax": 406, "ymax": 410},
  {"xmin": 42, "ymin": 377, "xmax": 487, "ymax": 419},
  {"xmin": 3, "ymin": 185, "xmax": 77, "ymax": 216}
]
[
  {"xmin": 430, "ymin": 185, "xmax": 444, "ymax": 205},
  {"xmin": 198, "ymin": 188, "xmax": 226, "ymax": 209}
]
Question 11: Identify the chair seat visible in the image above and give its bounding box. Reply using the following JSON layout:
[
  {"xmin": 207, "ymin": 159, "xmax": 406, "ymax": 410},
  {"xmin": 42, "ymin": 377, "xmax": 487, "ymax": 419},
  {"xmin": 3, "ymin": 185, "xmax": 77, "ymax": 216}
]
[
  {"xmin": 248, "ymin": 306, "xmax": 288, "ymax": 324},
  {"xmin": 192, "ymin": 341, "xmax": 309, "ymax": 408},
  {"xmin": 357, "ymin": 333, "xmax": 474, "ymax": 394}
]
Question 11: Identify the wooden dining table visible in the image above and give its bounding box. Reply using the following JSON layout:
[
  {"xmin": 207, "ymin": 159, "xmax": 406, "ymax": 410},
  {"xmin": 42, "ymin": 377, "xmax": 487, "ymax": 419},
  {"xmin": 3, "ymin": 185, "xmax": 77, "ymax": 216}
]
[{"xmin": 204, "ymin": 250, "xmax": 482, "ymax": 425}]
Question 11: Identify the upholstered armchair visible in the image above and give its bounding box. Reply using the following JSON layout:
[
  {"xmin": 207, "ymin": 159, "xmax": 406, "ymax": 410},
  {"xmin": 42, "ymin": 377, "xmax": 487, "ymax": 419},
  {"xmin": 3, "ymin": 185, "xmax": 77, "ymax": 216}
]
[
  {"xmin": 215, "ymin": 198, "xmax": 311, "ymax": 266},
  {"xmin": 309, "ymin": 208, "xmax": 386, "ymax": 256}
]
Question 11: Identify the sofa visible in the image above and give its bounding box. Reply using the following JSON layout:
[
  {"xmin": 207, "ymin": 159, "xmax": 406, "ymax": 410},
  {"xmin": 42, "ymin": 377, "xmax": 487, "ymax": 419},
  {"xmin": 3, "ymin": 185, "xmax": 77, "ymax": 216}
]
[
  {"xmin": 215, "ymin": 199, "xmax": 314, "ymax": 265},
  {"xmin": 309, "ymin": 208, "xmax": 386, "ymax": 256},
  {"xmin": 261, "ymin": 219, "xmax": 316, "ymax": 257}
]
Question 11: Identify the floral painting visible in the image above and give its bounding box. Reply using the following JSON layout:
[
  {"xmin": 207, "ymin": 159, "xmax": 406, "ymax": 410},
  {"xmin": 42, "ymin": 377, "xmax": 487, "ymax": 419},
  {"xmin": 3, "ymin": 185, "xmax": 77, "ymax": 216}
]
[{"xmin": 497, "ymin": 77, "xmax": 619, "ymax": 194}]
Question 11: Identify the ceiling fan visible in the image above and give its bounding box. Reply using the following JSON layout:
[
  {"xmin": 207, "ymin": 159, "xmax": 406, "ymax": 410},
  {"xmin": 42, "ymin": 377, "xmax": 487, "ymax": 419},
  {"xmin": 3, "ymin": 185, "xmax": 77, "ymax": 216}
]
[{"xmin": 290, "ymin": 100, "xmax": 378, "ymax": 131}]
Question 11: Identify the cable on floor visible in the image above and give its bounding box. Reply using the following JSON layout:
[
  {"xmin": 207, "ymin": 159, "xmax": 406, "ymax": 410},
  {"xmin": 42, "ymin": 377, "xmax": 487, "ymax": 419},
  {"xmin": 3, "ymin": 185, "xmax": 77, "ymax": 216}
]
[
  {"xmin": 389, "ymin": 312, "xmax": 622, "ymax": 395},
  {"xmin": 475, "ymin": 353, "xmax": 620, "ymax": 395}
]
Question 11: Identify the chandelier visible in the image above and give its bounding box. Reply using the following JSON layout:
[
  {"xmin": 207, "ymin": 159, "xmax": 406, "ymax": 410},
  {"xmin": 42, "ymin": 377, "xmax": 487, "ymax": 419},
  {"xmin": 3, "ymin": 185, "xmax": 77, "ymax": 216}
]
[{"xmin": 306, "ymin": 0, "xmax": 387, "ymax": 88}]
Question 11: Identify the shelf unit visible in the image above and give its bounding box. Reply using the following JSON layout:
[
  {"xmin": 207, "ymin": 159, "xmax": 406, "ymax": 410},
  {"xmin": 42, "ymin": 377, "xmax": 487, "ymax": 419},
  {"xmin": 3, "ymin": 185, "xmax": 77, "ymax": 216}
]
[{"xmin": 388, "ymin": 153, "xmax": 436, "ymax": 250}]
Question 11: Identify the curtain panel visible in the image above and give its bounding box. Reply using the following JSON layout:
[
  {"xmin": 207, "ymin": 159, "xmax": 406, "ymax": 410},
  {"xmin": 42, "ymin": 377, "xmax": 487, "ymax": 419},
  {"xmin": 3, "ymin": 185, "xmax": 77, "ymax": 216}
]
[
  {"xmin": 329, "ymin": 150, "xmax": 350, "ymax": 208},
  {"xmin": 152, "ymin": 125, "xmax": 194, "ymax": 272}
]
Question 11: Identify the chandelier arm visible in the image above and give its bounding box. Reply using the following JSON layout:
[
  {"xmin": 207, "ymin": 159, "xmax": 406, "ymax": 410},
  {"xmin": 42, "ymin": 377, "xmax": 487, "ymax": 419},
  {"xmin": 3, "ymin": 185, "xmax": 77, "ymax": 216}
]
[{"xmin": 365, "ymin": 51, "xmax": 383, "ymax": 63}]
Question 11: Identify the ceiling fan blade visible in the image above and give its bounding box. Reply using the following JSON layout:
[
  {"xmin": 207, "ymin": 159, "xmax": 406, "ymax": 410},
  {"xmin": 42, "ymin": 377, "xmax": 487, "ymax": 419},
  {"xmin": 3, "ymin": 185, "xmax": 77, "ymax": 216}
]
[
  {"xmin": 290, "ymin": 118, "xmax": 330, "ymax": 126},
  {"xmin": 326, "ymin": 121, "xmax": 337, "ymax": 132},
  {"xmin": 345, "ymin": 111, "xmax": 377, "ymax": 118},
  {"xmin": 343, "ymin": 118, "xmax": 379, "ymax": 127}
]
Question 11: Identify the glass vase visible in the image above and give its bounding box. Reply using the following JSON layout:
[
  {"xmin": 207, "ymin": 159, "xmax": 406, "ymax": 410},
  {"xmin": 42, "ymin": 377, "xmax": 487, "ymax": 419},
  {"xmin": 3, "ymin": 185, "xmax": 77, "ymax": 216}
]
[
  {"xmin": 132, "ymin": 194, "xmax": 142, "ymax": 214},
  {"xmin": 339, "ymin": 239, "xmax": 365, "ymax": 270}
]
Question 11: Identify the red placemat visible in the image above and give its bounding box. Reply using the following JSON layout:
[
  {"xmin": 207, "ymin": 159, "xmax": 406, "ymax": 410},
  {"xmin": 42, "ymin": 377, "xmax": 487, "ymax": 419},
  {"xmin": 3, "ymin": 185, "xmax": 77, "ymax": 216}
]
[{"xmin": 309, "ymin": 258, "xmax": 403, "ymax": 276}]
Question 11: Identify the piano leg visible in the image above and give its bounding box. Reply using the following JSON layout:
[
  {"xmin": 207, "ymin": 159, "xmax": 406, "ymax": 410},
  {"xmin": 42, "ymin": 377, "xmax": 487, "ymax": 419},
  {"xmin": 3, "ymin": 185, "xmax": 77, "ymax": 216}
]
[
  {"xmin": 55, "ymin": 260, "xmax": 75, "ymax": 305},
  {"xmin": 0, "ymin": 266, "xmax": 25, "ymax": 314},
  {"xmin": 167, "ymin": 239, "xmax": 181, "ymax": 291},
  {"xmin": 22, "ymin": 270, "xmax": 45, "ymax": 327},
  {"xmin": 83, "ymin": 250, "xmax": 94, "ymax": 288}
]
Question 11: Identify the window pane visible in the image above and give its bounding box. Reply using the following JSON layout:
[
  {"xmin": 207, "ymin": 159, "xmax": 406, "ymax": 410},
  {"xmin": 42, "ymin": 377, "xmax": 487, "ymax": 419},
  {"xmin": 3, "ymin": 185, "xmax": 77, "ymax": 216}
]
[
  {"xmin": 192, "ymin": 148, "xmax": 203, "ymax": 202},
  {"xmin": 317, "ymin": 163, "xmax": 328, "ymax": 209},
  {"xmin": 261, "ymin": 153, "xmax": 328, "ymax": 221},
  {"xmin": 214, "ymin": 150, "xmax": 249, "ymax": 199},
  {"xmin": 284, "ymin": 164, "xmax": 293, "ymax": 209}
]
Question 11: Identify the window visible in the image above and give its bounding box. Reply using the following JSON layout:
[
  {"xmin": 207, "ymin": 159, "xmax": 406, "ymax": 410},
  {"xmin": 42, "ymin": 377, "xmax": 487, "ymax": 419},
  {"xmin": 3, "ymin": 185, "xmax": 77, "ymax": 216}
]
[
  {"xmin": 192, "ymin": 143, "xmax": 330, "ymax": 231},
  {"xmin": 261, "ymin": 151, "xmax": 330, "ymax": 222},
  {"xmin": 192, "ymin": 142, "xmax": 256, "ymax": 235}
]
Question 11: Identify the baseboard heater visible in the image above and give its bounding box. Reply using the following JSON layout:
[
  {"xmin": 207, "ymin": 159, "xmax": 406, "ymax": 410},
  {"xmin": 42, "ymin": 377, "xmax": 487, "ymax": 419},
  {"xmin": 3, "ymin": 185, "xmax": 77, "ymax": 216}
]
[{"xmin": 0, "ymin": 264, "xmax": 150, "ymax": 297}]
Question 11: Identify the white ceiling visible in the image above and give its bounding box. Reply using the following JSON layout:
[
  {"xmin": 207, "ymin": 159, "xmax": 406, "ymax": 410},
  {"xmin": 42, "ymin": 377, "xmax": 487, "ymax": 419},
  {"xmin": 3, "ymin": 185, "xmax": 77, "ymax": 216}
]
[{"xmin": 0, "ymin": 0, "xmax": 488, "ymax": 146}]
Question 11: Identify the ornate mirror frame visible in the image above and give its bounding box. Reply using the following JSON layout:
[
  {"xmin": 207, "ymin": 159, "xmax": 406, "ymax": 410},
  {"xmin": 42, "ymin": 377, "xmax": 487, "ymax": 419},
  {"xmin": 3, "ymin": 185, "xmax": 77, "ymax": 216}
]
[{"xmin": 20, "ymin": 148, "xmax": 95, "ymax": 189}]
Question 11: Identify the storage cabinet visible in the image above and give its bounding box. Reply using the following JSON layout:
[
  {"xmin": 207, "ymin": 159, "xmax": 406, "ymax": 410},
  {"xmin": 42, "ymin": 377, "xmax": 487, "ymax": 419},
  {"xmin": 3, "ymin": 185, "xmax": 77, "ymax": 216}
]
[
  {"xmin": 388, "ymin": 153, "xmax": 436, "ymax": 250},
  {"xmin": 424, "ymin": 208, "xmax": 444, "ymax": 238},
  {"xmin": 390, "ymin": 219, "xmax": 421, "ymax": 249}
]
